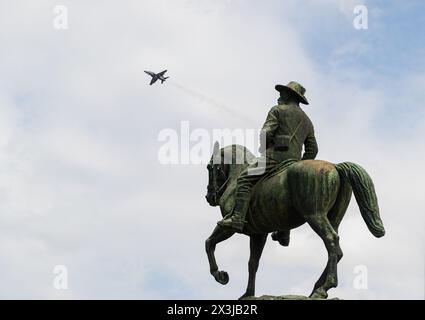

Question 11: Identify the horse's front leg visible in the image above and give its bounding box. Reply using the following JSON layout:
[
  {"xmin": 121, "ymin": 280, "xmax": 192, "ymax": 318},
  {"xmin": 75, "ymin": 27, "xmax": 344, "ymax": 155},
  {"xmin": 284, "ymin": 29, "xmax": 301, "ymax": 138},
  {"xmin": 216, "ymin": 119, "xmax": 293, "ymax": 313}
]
[
  {"xmin": 239, "ymin": 234, "xmax": 267, "ymax": 299},
  {"xmin": 205, "ymin": 225, "xmax": 235, "ymax": 285}
]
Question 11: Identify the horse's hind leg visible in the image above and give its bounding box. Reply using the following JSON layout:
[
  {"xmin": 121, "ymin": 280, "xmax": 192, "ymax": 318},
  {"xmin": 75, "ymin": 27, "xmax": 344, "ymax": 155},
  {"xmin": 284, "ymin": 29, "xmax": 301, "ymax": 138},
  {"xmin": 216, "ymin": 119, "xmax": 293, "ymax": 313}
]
[
  {"xmin": 239, "ymin": 234, "xmax": 267, "ymax": 299},
  {"xmin": 310, "ymin": 241, "xmax": 343, "ymax": 297},
  {"xmin": 311, "ymin": 181, "xmax": 352, "ymax": 294},
  {"xmin": 327, "ymin": 177, "xmax": 352, "ymax": 234},
  {"xmin": 305, "ymin": 214, "xmax": 341, "ymax": 299}
]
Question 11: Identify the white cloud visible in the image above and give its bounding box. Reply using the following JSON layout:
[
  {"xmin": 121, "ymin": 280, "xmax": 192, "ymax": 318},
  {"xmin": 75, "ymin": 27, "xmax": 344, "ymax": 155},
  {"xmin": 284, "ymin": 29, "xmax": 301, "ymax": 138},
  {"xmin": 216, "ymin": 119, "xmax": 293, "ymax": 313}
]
[{"xmin": 0, "ymin": 0, "xmax": 423, "ymax": 299}]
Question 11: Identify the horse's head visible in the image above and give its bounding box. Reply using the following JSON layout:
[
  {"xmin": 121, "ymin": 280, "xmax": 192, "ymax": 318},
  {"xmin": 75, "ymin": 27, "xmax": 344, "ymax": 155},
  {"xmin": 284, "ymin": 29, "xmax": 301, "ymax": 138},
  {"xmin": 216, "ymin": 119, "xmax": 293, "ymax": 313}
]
[
  {"xmin": 205, "ymin": 141, "xmax": 227, "ymax": 206},
  {"xmin": 205, "ymin": 142, "xmax": 255, "ymax": 207}
]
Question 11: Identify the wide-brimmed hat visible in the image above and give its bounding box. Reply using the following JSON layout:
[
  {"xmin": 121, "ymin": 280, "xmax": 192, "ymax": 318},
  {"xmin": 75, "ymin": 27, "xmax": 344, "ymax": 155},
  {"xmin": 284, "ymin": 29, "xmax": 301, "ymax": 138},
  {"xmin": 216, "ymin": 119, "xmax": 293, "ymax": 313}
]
[{"xmin": 275, "ymin": 81, "xmax": 309, "ymax": 105}]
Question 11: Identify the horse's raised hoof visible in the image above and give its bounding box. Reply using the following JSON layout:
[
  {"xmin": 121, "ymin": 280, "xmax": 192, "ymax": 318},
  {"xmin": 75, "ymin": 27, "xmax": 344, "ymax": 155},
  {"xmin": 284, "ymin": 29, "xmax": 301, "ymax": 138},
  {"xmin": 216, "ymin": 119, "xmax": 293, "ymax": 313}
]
[
  {"xmin": 309, "ymin": 288, "xmax": 328, "ymax": 300},
  {"xmin": 213, "ymin": 271, "xmax": 229, "ymax": 285}
]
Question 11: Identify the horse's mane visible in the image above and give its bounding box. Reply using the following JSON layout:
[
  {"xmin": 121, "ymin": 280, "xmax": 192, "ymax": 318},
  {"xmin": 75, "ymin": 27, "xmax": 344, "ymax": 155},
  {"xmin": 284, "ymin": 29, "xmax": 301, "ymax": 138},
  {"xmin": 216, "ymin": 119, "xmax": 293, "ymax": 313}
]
[{"xmin": 220, "ymin": 144, "xmax": 256, "ymax": 166}]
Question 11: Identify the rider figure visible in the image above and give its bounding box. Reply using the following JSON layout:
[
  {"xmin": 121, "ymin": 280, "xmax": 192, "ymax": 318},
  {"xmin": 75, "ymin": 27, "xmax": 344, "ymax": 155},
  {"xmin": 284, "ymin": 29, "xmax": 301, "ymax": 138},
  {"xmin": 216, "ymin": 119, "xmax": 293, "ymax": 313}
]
[{"xmin": 218, "ymin": 81, "xmax": 318, "ymax": 244}]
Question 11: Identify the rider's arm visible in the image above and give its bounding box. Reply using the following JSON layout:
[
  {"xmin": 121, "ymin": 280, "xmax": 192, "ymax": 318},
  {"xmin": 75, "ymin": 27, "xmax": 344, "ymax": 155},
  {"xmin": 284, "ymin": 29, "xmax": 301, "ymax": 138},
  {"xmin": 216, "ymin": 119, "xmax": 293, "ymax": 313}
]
[
  {"xmin": 259, "ymin": 107, "xmax": 279, "ymax": 153},
  {"xmin": 302, "ymin": 128, "xmax": 318, "ymax": 160}
]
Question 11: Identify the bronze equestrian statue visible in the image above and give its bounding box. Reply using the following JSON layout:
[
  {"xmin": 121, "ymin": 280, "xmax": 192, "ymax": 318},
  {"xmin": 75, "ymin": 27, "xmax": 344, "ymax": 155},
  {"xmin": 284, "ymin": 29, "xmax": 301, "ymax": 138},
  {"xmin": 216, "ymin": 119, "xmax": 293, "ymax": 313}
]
[{"xmin": 205, "ymin": 82, "xmax": 385, "ymax": 299}]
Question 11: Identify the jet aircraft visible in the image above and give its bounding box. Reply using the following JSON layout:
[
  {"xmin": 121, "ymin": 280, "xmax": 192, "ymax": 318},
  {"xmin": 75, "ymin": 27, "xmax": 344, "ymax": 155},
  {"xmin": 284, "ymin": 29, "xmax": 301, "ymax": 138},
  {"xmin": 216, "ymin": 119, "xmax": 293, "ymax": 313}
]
[{"xmin": 144, "ymin": 70, "xmax": 169, "ymax": 85}]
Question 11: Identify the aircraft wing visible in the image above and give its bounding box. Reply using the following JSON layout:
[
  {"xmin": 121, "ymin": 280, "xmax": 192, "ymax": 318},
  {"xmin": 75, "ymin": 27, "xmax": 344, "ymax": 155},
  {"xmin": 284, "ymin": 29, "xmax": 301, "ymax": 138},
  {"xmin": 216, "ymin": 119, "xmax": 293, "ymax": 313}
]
[
  {"xmin": 150, "ymin": 77, "xmax": 158, "ymax": 85},
  {"xmin": 157, "ymin": 70, "xmax": 167, "ymax": 77}
]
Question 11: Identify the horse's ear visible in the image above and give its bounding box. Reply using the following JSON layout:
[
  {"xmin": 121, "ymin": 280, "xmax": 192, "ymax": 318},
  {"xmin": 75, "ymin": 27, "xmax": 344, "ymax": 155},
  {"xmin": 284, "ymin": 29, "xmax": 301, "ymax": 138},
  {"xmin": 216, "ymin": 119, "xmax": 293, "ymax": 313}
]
[
  {"xmin": 213, "ymin": 141, "xmax": 220, "ymax": 155},
  {"xmin": 212, "ymin": 141, "xmax": 221, "ymax": 165}
]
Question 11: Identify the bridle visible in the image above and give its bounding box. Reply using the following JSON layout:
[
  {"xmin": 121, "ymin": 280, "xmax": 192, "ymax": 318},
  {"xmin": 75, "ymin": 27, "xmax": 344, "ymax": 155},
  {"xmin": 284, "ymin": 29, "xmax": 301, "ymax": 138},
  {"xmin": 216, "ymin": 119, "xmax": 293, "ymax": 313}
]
[{"xmin": 207, "ymin": 164, "xmax": 230, "ymax": 203}]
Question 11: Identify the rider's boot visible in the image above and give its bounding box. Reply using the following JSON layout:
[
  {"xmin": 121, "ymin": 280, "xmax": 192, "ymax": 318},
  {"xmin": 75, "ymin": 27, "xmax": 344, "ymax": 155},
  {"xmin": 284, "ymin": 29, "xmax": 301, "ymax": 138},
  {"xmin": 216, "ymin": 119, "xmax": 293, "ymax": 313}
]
[
  {"xmin": 217, "ymin": 197, "xmax": 248, "ymax": 231},
  {"xmin": 271, "ymin": 230, "xmax": 291, "ymax": 246}
]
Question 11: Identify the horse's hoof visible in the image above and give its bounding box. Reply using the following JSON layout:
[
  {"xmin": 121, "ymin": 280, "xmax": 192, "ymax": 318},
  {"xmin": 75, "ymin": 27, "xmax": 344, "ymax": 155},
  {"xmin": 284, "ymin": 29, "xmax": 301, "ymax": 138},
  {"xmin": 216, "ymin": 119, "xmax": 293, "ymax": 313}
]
[
  {"xmin": 309, "ymin": 288, "xmax": 328, "ymax": 300},
  {"xmin": 214, "ymin": 271, "xmax": 229, "ymax": 285}
]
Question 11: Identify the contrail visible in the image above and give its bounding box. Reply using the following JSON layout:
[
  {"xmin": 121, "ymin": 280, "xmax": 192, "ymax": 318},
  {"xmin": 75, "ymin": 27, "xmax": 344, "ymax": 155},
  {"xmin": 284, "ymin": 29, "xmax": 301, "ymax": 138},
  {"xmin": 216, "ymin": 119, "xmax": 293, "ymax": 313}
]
[{"xmin": 167, "ymin": 80, "xmax": 257, "ymax": 125}]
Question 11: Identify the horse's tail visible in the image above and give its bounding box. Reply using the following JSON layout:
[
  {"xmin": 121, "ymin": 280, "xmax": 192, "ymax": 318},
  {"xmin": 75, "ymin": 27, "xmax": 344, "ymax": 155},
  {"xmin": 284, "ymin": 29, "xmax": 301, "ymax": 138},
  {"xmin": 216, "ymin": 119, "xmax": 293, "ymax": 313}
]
[{"xmin": 335, "ymin": 162, "xmax": 385, "ymax": 238}]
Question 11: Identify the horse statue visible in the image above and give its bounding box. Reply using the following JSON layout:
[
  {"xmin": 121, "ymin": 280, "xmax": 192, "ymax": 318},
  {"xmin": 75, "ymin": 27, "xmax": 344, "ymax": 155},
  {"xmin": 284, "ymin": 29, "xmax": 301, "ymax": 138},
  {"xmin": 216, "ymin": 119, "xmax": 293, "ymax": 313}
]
[{"xmin": 205, "ymin": 142, "xmax": 385, "ymax": 299}]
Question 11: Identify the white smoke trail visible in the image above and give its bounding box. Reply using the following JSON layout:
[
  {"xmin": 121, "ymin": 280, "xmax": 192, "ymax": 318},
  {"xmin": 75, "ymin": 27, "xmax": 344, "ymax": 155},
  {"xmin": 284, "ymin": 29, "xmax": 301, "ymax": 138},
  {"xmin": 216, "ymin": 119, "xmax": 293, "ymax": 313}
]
[{"xmin": 167, "ymin": 80, "xmax": 257, "ymax": 125}]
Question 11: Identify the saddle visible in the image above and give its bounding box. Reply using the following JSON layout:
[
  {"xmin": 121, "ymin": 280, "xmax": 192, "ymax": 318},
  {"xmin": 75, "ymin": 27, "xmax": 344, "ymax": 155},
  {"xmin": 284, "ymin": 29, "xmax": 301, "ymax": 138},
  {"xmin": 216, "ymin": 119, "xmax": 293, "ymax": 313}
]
[{"xmin": 257, "ymin": 158, "xmax": 299, "ymax": 184}]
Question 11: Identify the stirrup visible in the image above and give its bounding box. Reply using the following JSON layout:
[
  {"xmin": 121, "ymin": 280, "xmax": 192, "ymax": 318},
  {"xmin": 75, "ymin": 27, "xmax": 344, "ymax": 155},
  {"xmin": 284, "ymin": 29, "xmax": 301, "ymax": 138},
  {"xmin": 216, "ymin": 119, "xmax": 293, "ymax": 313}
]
[
  {"xmin": 217, "ymin": 217, "xmax": 246, "ymax": 231},
  {"xmin": 230, "ymin": 219, "xmax": 245, "ymax": 231}
]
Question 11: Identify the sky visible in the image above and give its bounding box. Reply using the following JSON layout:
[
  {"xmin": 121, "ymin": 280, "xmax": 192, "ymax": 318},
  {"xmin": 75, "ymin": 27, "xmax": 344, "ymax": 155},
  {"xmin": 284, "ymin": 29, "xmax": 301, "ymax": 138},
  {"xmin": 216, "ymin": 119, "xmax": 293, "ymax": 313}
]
[{"xmin": 0, "ymin": 0, "xmax": 424, "ymax": 299}]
